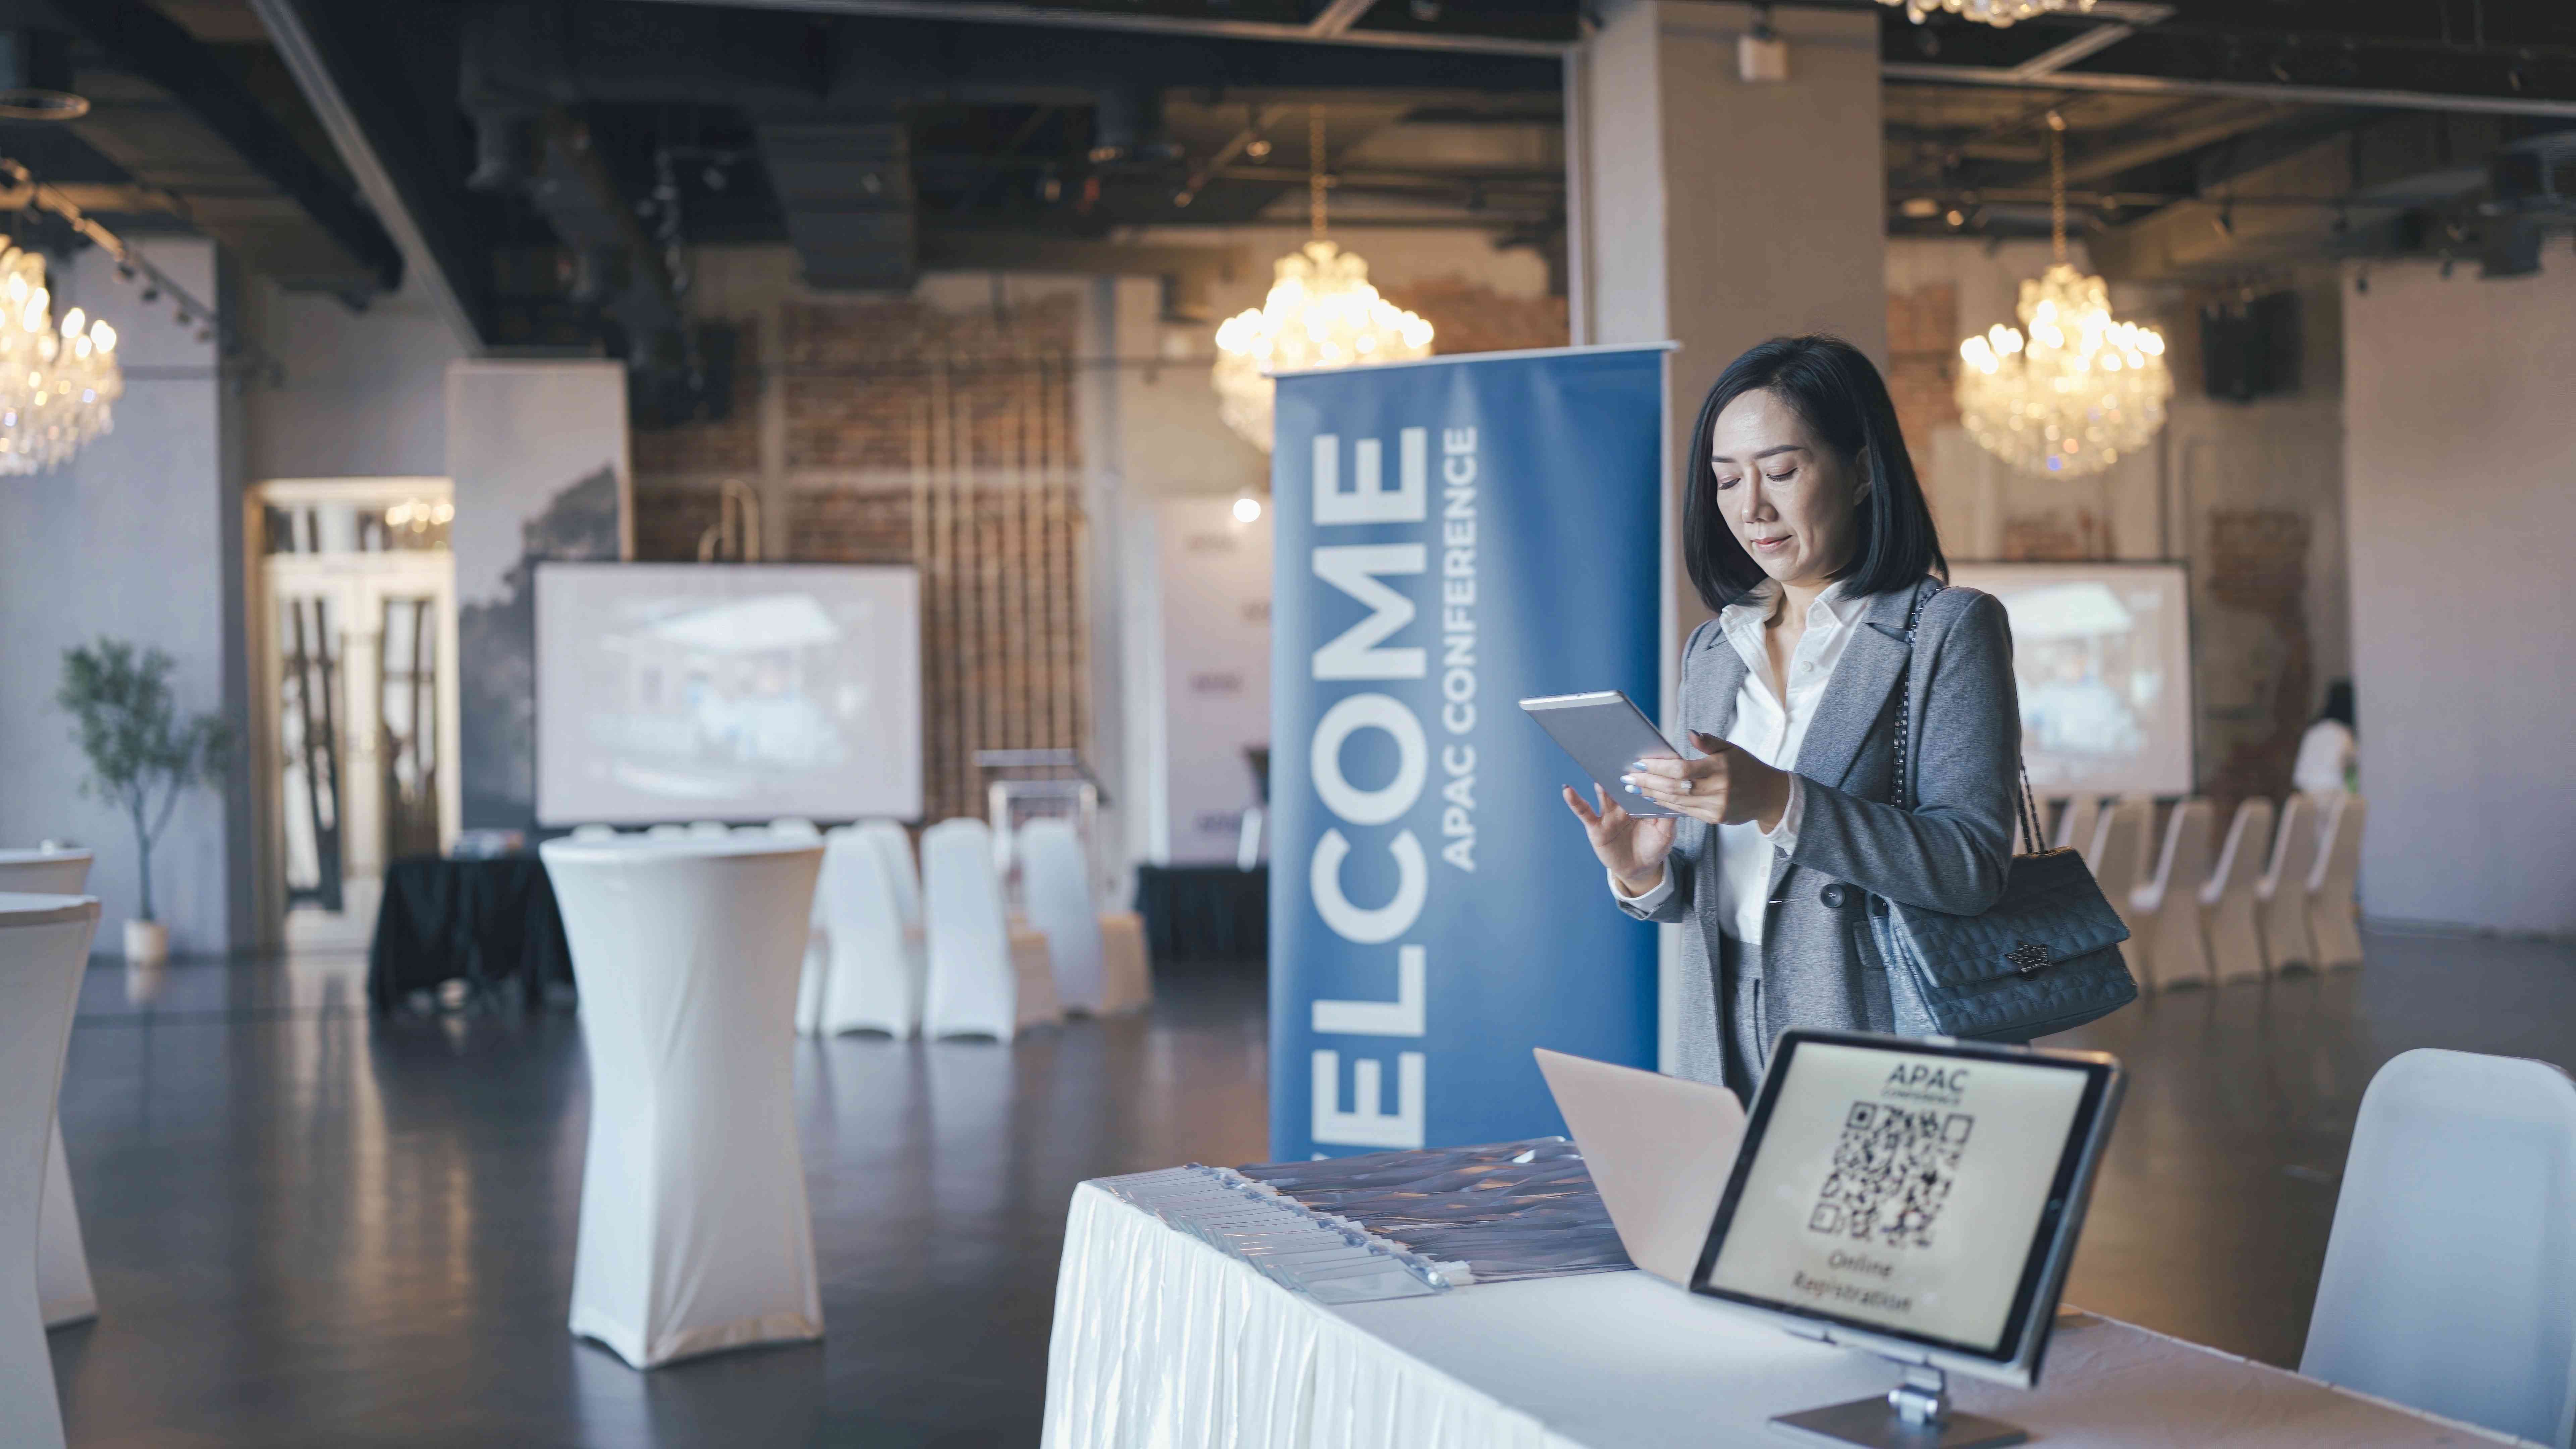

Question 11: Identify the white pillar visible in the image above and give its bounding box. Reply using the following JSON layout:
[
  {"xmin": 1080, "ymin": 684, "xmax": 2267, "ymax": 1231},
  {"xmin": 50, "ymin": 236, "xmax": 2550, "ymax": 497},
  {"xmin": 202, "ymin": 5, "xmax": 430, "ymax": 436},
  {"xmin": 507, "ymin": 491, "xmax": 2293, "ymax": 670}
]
[
  {"xmin": 1568, "ymin": 0, "xmax": 1886, "ymax": 1069},
  {"xmin": 1572, "ymin": 0, "xmax": 1888, "ymax": 643}
]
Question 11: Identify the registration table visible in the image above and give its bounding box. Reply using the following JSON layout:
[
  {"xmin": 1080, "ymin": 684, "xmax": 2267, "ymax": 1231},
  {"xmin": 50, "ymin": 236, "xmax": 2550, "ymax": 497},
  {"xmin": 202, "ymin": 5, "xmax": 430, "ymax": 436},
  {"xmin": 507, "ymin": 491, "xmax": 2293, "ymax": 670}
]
[{"xmin": 1042, "ymin": 1180, "xmax": 2523, "ymax": 1449}]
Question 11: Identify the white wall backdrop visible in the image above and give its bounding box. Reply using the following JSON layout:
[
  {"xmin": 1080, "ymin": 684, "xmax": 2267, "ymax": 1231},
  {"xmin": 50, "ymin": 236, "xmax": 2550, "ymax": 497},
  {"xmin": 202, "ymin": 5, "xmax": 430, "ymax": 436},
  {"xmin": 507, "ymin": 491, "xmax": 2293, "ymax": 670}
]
[
  {"xmin": 2344, "ymin": 258, "xmax": 2576, "ymax": 934},
  {"xmin": 0, "ymin": 239, "xmax": 244, "ymax": 953},
  {"xmin": 1149, "ymin": 497, "xmax": 1273, "ymax": 865}
]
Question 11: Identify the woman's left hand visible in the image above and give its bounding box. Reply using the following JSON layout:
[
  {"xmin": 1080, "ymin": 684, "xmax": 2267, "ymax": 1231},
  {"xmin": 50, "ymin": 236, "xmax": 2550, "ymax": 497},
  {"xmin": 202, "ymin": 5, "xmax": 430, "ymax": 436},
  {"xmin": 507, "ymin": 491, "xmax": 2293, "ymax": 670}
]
[{"xmin": 1622, "ymin": 731, "xmax": 1793, "ymax": 830}]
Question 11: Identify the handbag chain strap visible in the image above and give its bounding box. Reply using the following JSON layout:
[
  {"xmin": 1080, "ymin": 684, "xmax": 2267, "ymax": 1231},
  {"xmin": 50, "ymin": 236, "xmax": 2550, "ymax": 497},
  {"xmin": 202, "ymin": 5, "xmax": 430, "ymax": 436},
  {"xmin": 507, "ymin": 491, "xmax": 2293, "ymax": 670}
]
[{"xmin": 1890, "ymin": 581, "xmax": 2047, "ymax": 857}]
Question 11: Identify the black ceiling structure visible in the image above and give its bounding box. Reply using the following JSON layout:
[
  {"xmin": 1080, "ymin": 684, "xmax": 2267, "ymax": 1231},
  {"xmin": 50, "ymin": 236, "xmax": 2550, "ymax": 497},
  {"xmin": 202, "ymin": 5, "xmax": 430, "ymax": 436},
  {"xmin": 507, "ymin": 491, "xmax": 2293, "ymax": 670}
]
[{"xmin": 12, "ymin": 0, "xmax": 2574, "ymax": 399}]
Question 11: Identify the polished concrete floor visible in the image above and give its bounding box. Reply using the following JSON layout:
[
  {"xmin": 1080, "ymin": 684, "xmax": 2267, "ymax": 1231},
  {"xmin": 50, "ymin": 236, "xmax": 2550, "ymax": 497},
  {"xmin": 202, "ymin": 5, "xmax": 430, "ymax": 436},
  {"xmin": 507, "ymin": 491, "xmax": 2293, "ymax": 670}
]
[{"xmin": 41, "ymin": 927, "xmax": 2576, "ymax": 1445}]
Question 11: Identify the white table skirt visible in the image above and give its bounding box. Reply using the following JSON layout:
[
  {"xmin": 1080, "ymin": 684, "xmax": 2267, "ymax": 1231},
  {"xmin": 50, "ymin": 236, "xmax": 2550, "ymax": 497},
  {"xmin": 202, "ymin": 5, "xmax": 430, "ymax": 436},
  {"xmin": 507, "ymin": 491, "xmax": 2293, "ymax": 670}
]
[{"xmin": 1043, "ymin": 1182, "xmax": 2531, "ymax": 1449}]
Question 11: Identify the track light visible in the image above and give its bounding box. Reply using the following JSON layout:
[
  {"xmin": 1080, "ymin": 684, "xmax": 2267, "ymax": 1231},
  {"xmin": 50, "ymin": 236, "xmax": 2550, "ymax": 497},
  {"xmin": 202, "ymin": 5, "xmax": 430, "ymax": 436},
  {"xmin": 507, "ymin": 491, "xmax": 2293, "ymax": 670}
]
[{"xmin": 140, "ymin": 284, "xmax": 158, "ymax": 302}]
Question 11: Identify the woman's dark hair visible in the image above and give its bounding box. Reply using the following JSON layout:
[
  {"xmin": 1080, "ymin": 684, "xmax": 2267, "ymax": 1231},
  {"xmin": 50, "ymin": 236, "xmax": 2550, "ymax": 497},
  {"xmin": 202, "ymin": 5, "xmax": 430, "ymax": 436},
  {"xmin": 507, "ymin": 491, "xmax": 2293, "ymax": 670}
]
[
  {"xmin": 1683, "ymin": 334, "xmax": 1946, "ymax": 614},
  {"xmin": 2317, "ymin": 679, "xmax": 2356, "ymax": 731}
]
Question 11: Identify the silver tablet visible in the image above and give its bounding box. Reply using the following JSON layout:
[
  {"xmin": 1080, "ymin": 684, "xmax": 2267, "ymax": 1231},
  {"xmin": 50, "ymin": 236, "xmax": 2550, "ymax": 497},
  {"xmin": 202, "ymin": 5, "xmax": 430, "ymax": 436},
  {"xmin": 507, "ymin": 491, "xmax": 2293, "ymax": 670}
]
[{"xmin": 1519, "ymin": 690, "xmax": 1684, "ymax": 818}]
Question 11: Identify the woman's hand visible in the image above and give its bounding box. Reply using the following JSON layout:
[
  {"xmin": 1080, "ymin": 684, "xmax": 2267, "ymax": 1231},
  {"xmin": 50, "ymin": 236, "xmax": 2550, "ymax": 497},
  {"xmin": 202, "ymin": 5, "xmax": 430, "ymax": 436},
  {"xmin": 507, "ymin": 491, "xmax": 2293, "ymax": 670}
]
[
  {"xmin": 1563, "ymin": 784, "xmax": 1675, "ymax": 896},
  {"xmin": 1622, "ymin": 731, "xmax": 1792, "ymax": 831}
]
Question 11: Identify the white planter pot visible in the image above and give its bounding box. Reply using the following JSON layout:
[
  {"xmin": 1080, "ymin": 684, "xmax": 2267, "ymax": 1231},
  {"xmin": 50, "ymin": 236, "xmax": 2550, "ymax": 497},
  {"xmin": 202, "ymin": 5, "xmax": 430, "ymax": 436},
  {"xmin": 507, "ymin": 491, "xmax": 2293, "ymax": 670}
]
[{"xmin": 123, "ymin": 919, "xmax": 169, "ymax": 967}]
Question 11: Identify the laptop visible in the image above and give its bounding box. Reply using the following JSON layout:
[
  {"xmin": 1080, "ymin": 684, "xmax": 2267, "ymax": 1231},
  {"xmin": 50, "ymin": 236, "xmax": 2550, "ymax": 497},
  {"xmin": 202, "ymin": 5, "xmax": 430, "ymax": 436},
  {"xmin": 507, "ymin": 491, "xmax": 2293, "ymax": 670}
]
[{"xmin": 1535, "ymin": 1048, "xmax": 1747, "ymax": 1284}]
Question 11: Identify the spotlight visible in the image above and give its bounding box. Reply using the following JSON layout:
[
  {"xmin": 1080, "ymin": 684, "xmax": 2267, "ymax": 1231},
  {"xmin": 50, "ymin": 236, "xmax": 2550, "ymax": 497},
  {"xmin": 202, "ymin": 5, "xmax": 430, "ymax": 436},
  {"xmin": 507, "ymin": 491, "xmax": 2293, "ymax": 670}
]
[
  {"xmin": 1900, "ymin": 196, "xmax": 1939, "ymax": 219},
  {"xmin": 1173, "ymin": 190, "xmax": 1193, "ymax": 208},
  {"xmin": 140, "ymin": 284, "xmax": 159, "ymax": 302},
  {"xmin": 1246, "ymin": 137, "xmax": 1272, "ymax": 159},
  {"xmin": 1945, "ymin": 208, "xmax": 1965, "ymax": 229},
  {"xmin": 1233, "ymin": 493, "xmax": 1263, "ymax": 524},
  {"xmin": 115, "ymin": 262, "xmax": 134, "ymax": 281}
]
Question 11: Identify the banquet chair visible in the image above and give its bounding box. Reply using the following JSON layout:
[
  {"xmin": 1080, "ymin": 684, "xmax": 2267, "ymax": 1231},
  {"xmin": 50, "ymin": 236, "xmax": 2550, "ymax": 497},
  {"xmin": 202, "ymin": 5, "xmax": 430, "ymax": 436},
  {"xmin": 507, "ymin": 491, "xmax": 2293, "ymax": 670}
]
[
  {"xmin": 687, "ymin": 821, "xmax": 730, "ymax": 838},
  {"xmin": 768, "ymin": 818, "xmax": 822, "ymax": 839},
  {"xmin": 2052, "ymin": 794, "xmax": 2100, "ymax": 855},
  {"xmin": 0, "ymin": 892, "xmax": 101, "ymax": 1449},
  {"xmin": 2256, "ymin": 793, "xmax": 2319, "ymax": 972},
  {"xmin": 1017, "ymin": 820, "xmax": 1105, "ymax": 1014},
  {"xmin": 2200, "ymin": 797, "xmax": 2275, "ymax": 984},
  {"xmin": 0, "ymin": 851, "xmax": 97, "ymax": 1331},
  {"xmin": 2308, "ymin": 793, "xmax": 2368, "ymax": 971},
  {"xmin": 920, "ymin": 819, "xmax": 1058, "ymax": 1042},
  {"xmin": 2128, "ymin": 798, "xmax": 2214, "ymax": 991},
  {"xmin": 2302, "ymin": 1049, "xmax": 2576, "ymax": 1447},
  {"xmin": 569, "ymin": 824, "xmax": 618, "ymax": 841},
  {"xmin": 2087, "ymin": 796, "xmax": 2155, "ymax": 979},
  {"xmin": 858, "ymin": 820, "xmax": 922, "ymax": 931},
  {"xmin": 644, "ymin": 823, "xmax": 690, "ymax": 841},
  {"xmin": 804, "ymin": 826, "xmax": 923, "ymax": 1037}
]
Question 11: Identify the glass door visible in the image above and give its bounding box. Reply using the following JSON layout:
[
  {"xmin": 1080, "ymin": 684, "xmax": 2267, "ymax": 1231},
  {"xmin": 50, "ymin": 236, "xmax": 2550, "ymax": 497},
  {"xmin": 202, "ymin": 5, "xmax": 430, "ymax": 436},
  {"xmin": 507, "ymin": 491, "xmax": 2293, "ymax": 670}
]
[{"xmin": 250, "ymin": 480, "xmax": 458, "ymax": 954}]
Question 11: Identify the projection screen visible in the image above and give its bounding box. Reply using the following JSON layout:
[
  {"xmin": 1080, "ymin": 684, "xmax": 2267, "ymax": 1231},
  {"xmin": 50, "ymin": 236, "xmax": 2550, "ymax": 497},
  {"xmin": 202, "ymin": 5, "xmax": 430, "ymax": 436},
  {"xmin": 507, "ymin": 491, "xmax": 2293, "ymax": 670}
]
[
  {"xmin": 535, "ymin": 562, "xmax": 922, "ymax": 825},
  {"xmin": 1947, "ymin": 562, "xmax": 2193, "ymax": 798}
]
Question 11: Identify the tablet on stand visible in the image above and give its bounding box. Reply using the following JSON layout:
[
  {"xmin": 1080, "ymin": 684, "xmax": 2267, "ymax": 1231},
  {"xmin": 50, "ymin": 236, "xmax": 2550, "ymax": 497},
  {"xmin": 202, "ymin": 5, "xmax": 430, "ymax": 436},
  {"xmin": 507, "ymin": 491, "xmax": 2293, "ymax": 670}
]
[{"xmin": 1688, "ymin": 1030, "xmax": 2125, "ymax": 1448}]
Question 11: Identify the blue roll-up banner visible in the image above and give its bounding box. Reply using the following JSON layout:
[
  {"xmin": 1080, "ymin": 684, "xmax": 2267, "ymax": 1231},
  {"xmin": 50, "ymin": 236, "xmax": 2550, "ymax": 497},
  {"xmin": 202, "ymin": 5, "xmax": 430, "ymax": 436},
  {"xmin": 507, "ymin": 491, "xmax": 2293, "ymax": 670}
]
[{"xmin": 1270, "ymin": 344, "xmax": 1669, "ymax": 1160}]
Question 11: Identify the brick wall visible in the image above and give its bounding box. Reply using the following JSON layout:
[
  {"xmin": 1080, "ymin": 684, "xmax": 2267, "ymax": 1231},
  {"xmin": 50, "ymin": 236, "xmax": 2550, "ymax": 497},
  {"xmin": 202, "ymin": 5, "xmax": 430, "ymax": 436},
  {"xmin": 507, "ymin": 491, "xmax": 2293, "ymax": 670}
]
[{"xmin": 632, "ymin": 291, "xmax": 1089, "ymax": 824}]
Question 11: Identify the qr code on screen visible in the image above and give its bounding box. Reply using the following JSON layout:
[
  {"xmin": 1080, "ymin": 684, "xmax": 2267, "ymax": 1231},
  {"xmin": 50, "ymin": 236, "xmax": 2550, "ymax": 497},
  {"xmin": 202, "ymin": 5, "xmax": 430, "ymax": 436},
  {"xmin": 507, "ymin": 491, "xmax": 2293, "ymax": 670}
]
[{"xmin": 1806, "ymin": 1102, "xmax": 1973, "ymax": 1249}]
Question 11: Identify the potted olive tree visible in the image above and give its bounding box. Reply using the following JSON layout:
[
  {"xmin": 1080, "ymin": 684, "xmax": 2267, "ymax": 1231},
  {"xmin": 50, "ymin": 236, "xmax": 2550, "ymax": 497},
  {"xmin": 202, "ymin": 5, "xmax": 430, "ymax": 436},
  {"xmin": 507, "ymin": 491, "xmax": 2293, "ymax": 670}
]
[{"xmin": 56, "ymin": 640, "xmax": 230, "ymax": 966}]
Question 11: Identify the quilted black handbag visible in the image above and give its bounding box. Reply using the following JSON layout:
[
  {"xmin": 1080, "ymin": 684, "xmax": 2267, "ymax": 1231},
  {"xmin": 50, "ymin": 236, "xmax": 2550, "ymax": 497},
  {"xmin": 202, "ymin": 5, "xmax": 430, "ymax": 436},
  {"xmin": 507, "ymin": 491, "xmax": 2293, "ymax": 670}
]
[{"xmin": 1866, "ymin": 584, "xmax": 2137, "ymax": 1041}]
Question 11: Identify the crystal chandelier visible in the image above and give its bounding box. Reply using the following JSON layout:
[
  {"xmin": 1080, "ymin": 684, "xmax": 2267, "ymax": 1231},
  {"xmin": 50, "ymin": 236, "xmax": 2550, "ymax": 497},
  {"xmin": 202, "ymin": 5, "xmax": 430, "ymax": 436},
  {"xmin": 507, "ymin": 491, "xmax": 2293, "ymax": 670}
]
[
  {"xmin": 1955, "ymin": 119, "xmax": 2168, "ymax": 477},
  {"xmin": 1211, "ymin": 107, "xmax": 1433, "ymax": 453},
  {"xmin": 0, "ymin": 239, "xmax": 121, "ymax": 475},
  {"xmin": 1880, "ymin": 0, "xmax": 2095, "ymax": 27}
]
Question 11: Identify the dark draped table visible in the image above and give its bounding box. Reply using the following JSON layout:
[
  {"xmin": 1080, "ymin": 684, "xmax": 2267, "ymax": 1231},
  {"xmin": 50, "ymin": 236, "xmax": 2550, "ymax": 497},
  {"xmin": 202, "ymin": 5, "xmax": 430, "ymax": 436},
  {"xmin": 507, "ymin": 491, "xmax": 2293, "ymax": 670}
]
[
  {"xmin": 368, "ymin": 855, "xmax": 575, "ymax": 1013},
  {"xmin": 1131, "ymin": 864, "xmax": 1267, "ymax": 970}
]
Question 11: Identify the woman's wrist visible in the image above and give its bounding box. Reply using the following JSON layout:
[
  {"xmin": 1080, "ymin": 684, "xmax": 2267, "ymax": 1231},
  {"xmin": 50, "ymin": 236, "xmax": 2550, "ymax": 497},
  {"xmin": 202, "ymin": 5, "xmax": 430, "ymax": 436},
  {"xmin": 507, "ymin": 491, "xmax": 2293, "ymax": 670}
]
[{"xmin": 1615, "ymin": 864, "xmax": 1666, "ymax": 896}]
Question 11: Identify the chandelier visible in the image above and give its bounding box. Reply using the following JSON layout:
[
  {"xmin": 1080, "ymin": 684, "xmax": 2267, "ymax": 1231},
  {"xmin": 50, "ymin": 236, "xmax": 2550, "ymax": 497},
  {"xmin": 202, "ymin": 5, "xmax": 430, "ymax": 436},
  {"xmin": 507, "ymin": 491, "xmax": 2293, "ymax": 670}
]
[
  {"xmin": 0, "ymin": 240, "xmax": 120, "ymax": 475},
  {"xmin": 1211, "ymin": 107, "xmax": 1433, "ymax": 453},
  {"xmin": 1879, "ymin": 0, "xmax": 2095, "ymax": 27},
  {"xmin": 1954, "ymin": 118, "xmax": 2168, "ymax": 477}
]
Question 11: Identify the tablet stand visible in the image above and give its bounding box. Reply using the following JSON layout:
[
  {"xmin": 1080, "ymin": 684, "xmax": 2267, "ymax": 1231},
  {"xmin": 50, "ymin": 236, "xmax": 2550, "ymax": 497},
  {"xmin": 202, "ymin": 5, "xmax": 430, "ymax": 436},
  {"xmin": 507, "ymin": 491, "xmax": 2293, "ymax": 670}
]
[{"xmin": 1771, "ymin": 1364, "xmax": 2026, "ymax": 1449}]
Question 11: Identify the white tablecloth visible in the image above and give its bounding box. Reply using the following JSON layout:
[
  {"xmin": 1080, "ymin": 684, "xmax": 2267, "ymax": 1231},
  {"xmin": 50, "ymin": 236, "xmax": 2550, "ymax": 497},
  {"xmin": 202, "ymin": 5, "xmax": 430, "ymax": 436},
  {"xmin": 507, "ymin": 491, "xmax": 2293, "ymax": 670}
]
[
  {"xmin": 1043, "ymin": 1181, "xmax": 2528, "ymax": 1449},
  {"xmin": 541, "ymin": 835, "xmax": 826, "ymax": 1368}
]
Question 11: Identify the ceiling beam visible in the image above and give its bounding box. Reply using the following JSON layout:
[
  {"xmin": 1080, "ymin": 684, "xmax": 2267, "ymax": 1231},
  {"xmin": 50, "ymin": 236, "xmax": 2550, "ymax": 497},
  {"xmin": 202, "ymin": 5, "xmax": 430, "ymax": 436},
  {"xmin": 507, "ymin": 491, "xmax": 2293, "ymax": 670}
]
[
  {"xmin": 246, "ymin": 0, "xmax": 484, "ymax": 343},
  {"xmin": 617, "ymin": 0, "xmax": 1567, "ymax": 57},
  {"xmin": 1884, "ymin": 62, "xmax": 2576, "ymax": 120},
  {"xmin": 1307, "ymin": 0, "xmax": 1381, "ymax": 40},
  {"xmin": 2004, "ymin": 7, "xmax": 2172, "ymax": 81},
  {"xmin": 54, "ymin": 0, "xmax": 403, "ymax": 294}
]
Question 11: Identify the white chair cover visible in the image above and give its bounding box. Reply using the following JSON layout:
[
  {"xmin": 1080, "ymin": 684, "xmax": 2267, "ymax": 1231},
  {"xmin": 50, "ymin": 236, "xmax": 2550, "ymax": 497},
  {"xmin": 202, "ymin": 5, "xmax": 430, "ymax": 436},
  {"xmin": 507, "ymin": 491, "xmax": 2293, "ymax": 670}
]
[
  {"xmin": 1018, "ymin": 820, "xmax": 1105, "ymax": 1014},
  {"xmin": 2052, "ymin": 794, "xmax": 2100, "ymax": 854},
  {"xmin": 686, "ymin": 820, "xmax": 730, "ymax": 838},
  {"xmin": 2087, "ymin": 796, "xmax": 2155, "ymax": 979},
  {"xmin": 0, "ymin": 851, "xmax": 97, "ymax": 1331},
  {"xmin": 921, "ymin": 819, "xmax": 1059, "ymax": 1041},
  {"xmin": 570, "ymin": 824, "xmax": 618, "ymax": 841},
  {"xmin": 2129, "ymin": 799, "xmax": 2215, "ymax": 991},
  {"xmin": 644, "ymin": 823, "xmax": 690, "ymax": 841},
  {"xmin": 0, "ymin": 893, "xmax": 100, "ymax": 1449},
  {"xmin": 769, "ymin": 818, "xmax": 822, "ymax": 839},
  {"xmin": 539, "ymin": 836, "xmax": 826, "ymax": 1368},
  {"xmin": 2200, "ymin": 798, "xmax": 2275, "ymax": 984},
  {"xmin": 2256, "ymin": 793, "xmax": 2319, "ymax": 972},
  {"xmin": 858, "ymin": 820, "xmax": 923, "ymax": 929},
  {"xmin": 2309, "ymin": 793, "xmax": 2367, "ymax": 971},
  {"xmin": 810, "ymin": 827, "xmax": 923, "ymax": 1037},
  {"xmin": 1097, "ymin": 911, "xmax": 1153, "ymax": 1015},
  {"xmin": 2302, "ymin": 1049, "xmax": 2576, "ymax": 1446}
]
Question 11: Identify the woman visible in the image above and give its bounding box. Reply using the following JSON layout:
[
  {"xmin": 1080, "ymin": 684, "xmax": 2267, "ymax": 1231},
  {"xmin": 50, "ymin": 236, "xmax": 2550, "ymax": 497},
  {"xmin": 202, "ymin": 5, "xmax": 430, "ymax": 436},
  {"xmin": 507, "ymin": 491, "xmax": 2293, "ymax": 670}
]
[{"xmin": 1561, "ymin": 336, "xmax": 2021, "ymax": 1099}]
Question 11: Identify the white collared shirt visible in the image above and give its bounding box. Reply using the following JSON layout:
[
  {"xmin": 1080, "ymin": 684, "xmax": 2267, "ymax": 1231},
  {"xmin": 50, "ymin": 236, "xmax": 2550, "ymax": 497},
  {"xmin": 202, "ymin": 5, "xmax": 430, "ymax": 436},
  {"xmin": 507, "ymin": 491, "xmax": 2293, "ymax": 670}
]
[{"xmin": 1611, "ymin": 581, "xmax": 1863, "ymax": 944}]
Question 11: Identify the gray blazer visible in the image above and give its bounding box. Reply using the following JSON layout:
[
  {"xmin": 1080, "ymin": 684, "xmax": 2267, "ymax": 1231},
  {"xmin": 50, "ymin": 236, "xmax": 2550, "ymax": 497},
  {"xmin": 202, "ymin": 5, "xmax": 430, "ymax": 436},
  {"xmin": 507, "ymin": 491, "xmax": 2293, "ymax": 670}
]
[{"xmin": 1619, "ymin": 580, "xmax": 2021, "ymax": 1089}]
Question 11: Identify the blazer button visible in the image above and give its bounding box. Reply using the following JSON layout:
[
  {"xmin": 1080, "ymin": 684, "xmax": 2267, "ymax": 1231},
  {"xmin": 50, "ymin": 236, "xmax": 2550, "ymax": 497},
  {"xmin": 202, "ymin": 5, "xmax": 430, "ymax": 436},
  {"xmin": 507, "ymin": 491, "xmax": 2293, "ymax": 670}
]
[{"xmin": 1820, "ymin": 883, "xmax": 1848, "ymax": 909}]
